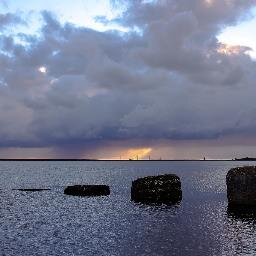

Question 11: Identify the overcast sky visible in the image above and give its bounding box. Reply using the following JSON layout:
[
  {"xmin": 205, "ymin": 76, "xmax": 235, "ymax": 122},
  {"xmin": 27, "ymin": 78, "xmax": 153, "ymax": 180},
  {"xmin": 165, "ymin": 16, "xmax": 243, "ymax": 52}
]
[{"xmin": 0, "ymin": 0, "xmax": 256, "ymax": 159}]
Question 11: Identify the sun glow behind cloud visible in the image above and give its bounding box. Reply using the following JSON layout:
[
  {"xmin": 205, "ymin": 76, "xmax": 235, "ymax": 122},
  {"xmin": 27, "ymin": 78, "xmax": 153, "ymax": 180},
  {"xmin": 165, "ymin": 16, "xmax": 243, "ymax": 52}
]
[
  {"xmin": 218, "ymin": 7, "xmax": 256, "ymax": 58},
  {"xmin": 217, "ymin": 44, "xmax": 251, "ymax": 55},
  {"xmin": 38, "ymin": 66, "xmax": 47, "ymax": 73},
  {"xmin": 204, "ymin": 0, "xmax": 214, "ymax": 7}
]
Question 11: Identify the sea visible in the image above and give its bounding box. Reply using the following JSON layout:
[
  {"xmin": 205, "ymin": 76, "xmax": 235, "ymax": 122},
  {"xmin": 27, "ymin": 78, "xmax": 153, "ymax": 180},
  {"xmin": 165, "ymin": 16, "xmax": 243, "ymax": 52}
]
[{"xmin": 1, "ymin": 160, "xmax": 256, "ymax": 256}]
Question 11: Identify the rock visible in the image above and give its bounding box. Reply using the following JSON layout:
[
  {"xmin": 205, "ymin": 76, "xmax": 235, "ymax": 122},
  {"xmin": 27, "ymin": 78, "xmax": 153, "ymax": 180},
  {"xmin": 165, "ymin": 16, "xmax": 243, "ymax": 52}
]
[
  {"xmin": 226, "ymin": 166, "xmax": 256, "ymax": 206},
  {"xmin": 13, "ymin": 189, "xmax": 51, "ymax": 192},
  {"xmin": 64, "ymin": 185, "xmax": 110, "ymax": 197},
  {"xmin": 131, "ymin": 174, "xmax": 182, "ymax": 204}
]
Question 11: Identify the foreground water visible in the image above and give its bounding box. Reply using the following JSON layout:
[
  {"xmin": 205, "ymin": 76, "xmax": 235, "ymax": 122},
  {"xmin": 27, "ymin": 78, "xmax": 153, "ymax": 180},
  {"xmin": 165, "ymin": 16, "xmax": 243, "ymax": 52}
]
[{"xmin": 1, "ymin": 160, "xmax": 256, "ymax": 256}]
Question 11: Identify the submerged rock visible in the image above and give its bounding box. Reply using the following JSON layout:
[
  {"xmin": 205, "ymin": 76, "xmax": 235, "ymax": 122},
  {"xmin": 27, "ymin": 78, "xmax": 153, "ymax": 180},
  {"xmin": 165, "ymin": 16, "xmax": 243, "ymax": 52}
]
[
  {"xmin": 64, "ymin": 185, "xmax": 110, "ymax": 197},
  {"xmin": 227, "ymin": 166, "xmax": 256, "ymax": 206},
  {"xmin": 131, "ymin": 174, "xmax": 182, "ymax": 205},
  {"xmin": 13, "ymin": 189, "xmax": 51, "ymax": 192}
]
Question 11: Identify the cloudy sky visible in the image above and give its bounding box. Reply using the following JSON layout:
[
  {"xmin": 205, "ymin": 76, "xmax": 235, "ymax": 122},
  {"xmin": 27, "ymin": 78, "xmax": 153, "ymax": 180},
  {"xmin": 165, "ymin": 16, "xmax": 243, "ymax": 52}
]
[{"xmin": 0, "ymin": 0, "xmax": 256, "ymax": 159}]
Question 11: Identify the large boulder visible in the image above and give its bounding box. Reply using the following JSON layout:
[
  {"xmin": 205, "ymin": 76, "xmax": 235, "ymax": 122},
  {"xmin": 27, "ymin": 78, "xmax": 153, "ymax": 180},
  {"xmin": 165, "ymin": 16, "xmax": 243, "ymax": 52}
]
[
  {"xmin": 131, "ymin": 174, "xmax": 182, "ymax": 205},
  {"xmin": 64, "ymin": 185, "xmax": 110, "ymax": 197},
  {"xmin": 226, "ymin": 166, "xmax": 256, "ymax": 206}
]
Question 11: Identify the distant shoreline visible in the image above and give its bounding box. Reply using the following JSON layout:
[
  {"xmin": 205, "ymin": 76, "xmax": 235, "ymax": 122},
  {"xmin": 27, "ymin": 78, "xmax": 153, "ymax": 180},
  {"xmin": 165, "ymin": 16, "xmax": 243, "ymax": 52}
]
[{"xmin": 0, "ymin": 159, "xmax": 255, "ymax": 161}]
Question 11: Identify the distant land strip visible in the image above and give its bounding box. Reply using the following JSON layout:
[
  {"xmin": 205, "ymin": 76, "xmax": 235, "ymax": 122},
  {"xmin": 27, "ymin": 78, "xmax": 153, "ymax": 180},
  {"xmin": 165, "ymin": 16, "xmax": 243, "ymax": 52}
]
[{"xmin": 0, "ymin": 158, "xmax": 255, "ymax": 161}]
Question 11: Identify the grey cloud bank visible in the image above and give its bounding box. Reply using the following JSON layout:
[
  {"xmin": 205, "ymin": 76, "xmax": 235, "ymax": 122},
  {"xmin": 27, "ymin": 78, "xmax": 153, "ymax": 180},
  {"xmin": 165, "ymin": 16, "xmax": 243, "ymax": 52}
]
[{"xmin": 0, "ymin": 0, "xmax": 256, "ymax": 157}]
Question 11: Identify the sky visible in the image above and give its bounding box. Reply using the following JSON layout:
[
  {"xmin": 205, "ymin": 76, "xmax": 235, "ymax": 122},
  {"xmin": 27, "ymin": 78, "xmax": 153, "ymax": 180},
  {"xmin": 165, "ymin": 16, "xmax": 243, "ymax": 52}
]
[{"xmin": 0, "ymin": 0, "xmax": 256, "ymax": 159}]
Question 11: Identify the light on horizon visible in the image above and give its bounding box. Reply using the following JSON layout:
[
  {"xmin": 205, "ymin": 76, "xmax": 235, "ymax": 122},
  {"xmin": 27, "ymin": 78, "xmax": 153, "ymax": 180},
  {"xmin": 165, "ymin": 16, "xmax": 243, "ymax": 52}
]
[
  {"xmin": 126, "ymin": 148, "xmax": 152, "ymax": 160},
  {"xmin": 99, "ymin": 147, "xmax": 153, "ymax": 160}
]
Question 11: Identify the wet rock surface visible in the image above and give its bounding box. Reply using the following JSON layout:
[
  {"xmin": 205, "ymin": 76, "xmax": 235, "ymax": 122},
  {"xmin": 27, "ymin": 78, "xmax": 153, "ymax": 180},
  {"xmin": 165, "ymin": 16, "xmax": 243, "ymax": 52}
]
[
  {"xmin": 131, "ymin": 174, "xmax": 182, "ymax": 205},
  {"xmin": 227, "ymin": 166, "xmax": 256, "ymax": 206},
  {"xmin": 64, "ymin": 185, "xmax": 110, "ymax": 197}
]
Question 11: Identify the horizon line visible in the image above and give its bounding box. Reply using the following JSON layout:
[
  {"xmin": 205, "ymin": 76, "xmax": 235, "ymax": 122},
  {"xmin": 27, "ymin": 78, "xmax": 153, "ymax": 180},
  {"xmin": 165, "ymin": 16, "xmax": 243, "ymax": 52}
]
[{"xmin": 0, "ymin": 158, "xmax": 254, "ymax": 161}]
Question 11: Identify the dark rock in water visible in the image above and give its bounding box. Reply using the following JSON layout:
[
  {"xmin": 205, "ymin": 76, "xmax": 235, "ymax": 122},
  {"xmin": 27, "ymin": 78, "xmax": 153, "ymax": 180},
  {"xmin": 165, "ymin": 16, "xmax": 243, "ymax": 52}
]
[
  {"xmin": 227, "ymin": 166, "xmax": 256, "ymax": 206},
  {"xmin": 131, "ymin": 174, "xmax": 182, "ymax": 205},
  {"xmin": 13, "ymin": 189, "xmax": 51, "ymax": 192},
  {"xmin": 64, "ymin": 185, "xmax": 110, "ymax": 197}
]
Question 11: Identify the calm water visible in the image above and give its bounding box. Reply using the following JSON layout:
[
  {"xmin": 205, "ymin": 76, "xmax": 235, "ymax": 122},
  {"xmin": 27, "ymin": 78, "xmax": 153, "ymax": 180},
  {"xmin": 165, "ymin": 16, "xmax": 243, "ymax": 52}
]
[{"xmin": 1, "ymin": 161, "xmax": 256, "ymax": 256}]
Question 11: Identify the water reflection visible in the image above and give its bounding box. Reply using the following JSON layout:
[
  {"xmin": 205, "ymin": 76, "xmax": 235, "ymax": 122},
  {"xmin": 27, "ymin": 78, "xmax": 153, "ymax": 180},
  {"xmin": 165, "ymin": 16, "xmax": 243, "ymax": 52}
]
[
  {"xmin": 227, "ymin": 205, "xmax": 256, "ymax": 221},
  {"xmin": 224, "ymin": 205, "xmax": 256, "ymax": 256},
  {"xmin": 2, "ymin": 161, "xmax": 256, "ymax": 255},
  {"xmin": 132, "ymin": 201, "xmax": 181, "ymax": 214}
]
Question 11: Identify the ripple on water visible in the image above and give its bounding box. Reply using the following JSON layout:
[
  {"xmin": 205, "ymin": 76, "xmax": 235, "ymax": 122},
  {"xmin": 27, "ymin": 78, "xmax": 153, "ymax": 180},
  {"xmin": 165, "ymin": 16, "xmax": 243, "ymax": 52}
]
[{"xmin": 1, "ymin": 161, "xmax": 256, "ymax": 256}]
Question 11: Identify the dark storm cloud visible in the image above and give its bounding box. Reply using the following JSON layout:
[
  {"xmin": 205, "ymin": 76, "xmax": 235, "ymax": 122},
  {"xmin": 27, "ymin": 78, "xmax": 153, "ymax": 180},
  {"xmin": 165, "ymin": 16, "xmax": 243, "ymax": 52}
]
[{"xmin": 0, "ymin": 1, "xmax": 256, "ymax": 151}]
